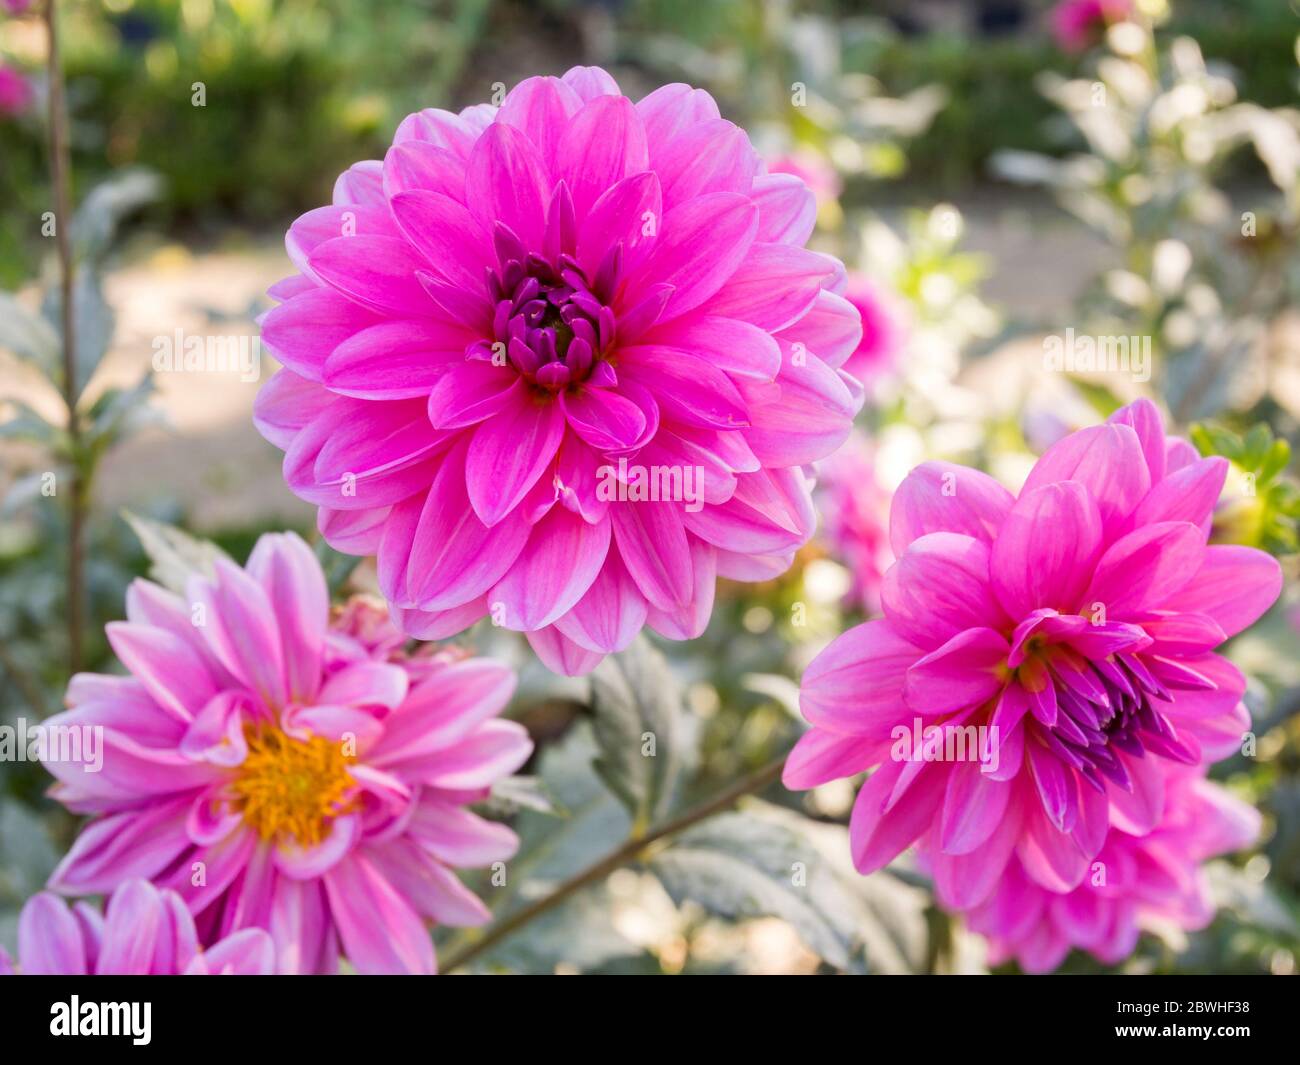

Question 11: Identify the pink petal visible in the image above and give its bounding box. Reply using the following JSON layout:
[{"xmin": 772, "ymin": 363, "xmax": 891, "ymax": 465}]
[
  {"xmin": 17, "ymin": 893, "xmax": 87, "ymax": 975},
  {"xmin": 1161, "ymin": 544, "xmax": 1283, "ymax": 639},
  {"xmin": 1082, "ymin": 521, "xmax": 1206, "ymax": 618},
  {"xmin": 1021, "ymin": 422, "xmax": 1151, "ymax": 538},
  {"xmin": 888, "ymin": 461, "xmax": 1014, "ymax": 556},
  {"xmin": 490, "ymin": 508, "xmax": 612, "ymax": 630},
  {"xmin": 246, "ymin": 532, "xmax": 328, "ymax": 703},
  {"xmin": 466, "ymin": 387, "xmax": 565, "ymax": 526},
  {"xmin": 800, "ymin": 620, "xmax": 920, "ymax": 735},
  {"xmin": 880, "ymin": 533, "xmax": 1009, "ymax": 651},
  {"xmin": 904, "ymin": 627, "xmax": 1010, "ymax": 716},
  {"xmin": 322, "ymin": 853, "xmax": 435, "ymax": 974}
]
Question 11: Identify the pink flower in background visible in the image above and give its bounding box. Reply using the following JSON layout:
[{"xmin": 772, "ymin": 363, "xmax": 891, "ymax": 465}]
[
  {"xmin": 787, "ymin": 399, "xmax": 1281, "ymax": 909},
  {"xmin": 1050, "ymin": 0, "xmax": 1132, "ymax": 52},
  {"xmin": 0, "ymin": 64, "xmax": 32, "ymax": 117},
  {"xmin": 842, "ymin": 274, "xmax": 909, "ymax": 385},
  {"xmin": 2, "ymin": 0, "xmax": 32, "ymax": 14},
  {"xmin": 43, "ymin": 532, "xmax": 531, "ymax": 974},
  {"xmin": 963, "ymin": 769, "xmax": 1259, "ymax": 972},
  {"xmin": 768, "ymin": 150, "xmax": 842, "ymax": 208},
  {"xmin": 256, "ymin": 66, "xmax": 862, "ymax": 677},
  {"xmin": 0, "ymin": 880, "xmax": 274, "ymax": 975},
  {"xmin": 817, "ymin": 433, "xmax": 893, "ymax": 614}
]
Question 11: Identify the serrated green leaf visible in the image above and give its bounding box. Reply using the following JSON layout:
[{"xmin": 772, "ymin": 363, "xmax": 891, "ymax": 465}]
[
  {"xmin": 589, "ymin": 636, "xmax": 684, "ymax": 829},
  {"xmin": 121, "ymin": 511, "xmax": 232, "ymax": 593}
]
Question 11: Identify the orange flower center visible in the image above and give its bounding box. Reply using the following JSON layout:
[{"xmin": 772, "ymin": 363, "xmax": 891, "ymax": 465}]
[{"xmin": 229, "ymin": 727, "xmax": 355, "ymax": 846}]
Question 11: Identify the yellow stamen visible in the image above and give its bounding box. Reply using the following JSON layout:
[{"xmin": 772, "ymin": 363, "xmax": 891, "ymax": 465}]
[{"xmin": 228, "ymin": 727, "xmax": 355, "ymax": 846}]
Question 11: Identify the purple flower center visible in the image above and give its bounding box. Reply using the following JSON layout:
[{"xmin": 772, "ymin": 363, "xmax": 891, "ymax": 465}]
[{"xmin": 481, "ymin": 223, "xmax": 619, "ymax": 394}]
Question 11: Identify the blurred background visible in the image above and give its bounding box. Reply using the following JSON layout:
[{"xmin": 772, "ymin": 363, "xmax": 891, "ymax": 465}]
[{"xmin": 1, "ymin": 0, "xmax": 1298, "ymax": 974}]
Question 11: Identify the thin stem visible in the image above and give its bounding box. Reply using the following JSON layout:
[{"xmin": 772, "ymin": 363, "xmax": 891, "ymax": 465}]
[
  {"xmin": 44, "ymin": 0, "xmax": 83, "ymax": 674},
  {"xmin": 441, "ymin": 756, "xmax": 787, "ymax": 973}
]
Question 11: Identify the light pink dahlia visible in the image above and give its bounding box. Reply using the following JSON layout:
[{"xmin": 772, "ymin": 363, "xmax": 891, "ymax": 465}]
[
  {"xmin": 816, "ymin": 432, "xmax": 893, "ymax": 614},
  {"xmin": 786, "ymin": 399, "xmax": 1281, "ymax": 908},
  {"xmin": 255, "ymin": 66, "xmax": 863, "ymax": 677},
  {"xmin": 962, "ymin": 768, "xmax": 1259, "ymax": 972},
  {"xmin": 1, "ymin": 880, "xmax": 274, "ymax": 975},
  {"xmin": 42, "ymin": 532, "xmax": 531, "ymax": 974}
]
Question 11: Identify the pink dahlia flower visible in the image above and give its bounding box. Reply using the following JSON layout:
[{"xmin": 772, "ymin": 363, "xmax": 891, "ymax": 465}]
[
  {"xmin": 255, "ymin": 66, "xmax": 862, "ymax": 677},
  {"xmin": 963, "ymin": 769, "xmax": 1259, "ymax": 972},
  {"xmin": 841, "ymin": 274, "xmax": 908, "ymax": 385},
  {"xmin": 42, "ymin": 532, "xmax": 531, "ymax": 974},
  {"xmin": 768, "ymin": 151, "xmax": 842, "ymax": 208},
  {"xmin": 816, "ymin": 433, "xmax": 893, "ymax": 614},
  {"xmin": 0, "ymin": 64, "xmax": 32, "ymax": 117},
  {"xmin": 1050, "ymin": 0, "xmax": 1132, "ymax": 53},
  {"xmin": 0, "ymin": 880, "xmax": 274, "ymax": 975},
  {"xmin": 787, "ymin": 399, "xmax": 1281, "ymax": 908}
]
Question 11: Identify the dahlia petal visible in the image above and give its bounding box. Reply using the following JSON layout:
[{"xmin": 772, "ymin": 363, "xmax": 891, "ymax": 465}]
[
  {"xmin": 611, "ymin": 498, "xmax": 694, "ymax": 609},
  {"xmin": 409, "ymin": 799, "xmax": 520, "ymax": 866},
  {"xmin": 990, "ymin": 480, "xmax": 1103, "ymax": 618},
  {"xmin": 939, "ymin": 757, "xmax": 1012, "ymax": 854},
  {"xmin": 776, "ymin": 289, "xmax": 863, "ymax": 370},
  {"xmin": 1131, "ymin": 456, "xmax": 1227, "ymax": 531},
  {"xmin": 402, "ymin": 443, "xmax": 533, "ymax": 610},
  {"xmin": 47, "ymin": 799, "xmax": 193, "ymax": 895},
  {"xmin": 105, "ymin": 622, "xmax": 218, "ymax": 722},
  {"xmin": 382, "ymin": 140, "xmax": 467, "ymax": 201},
  {"xmin": 393, "ymin": 598, "xmax": 488, "ymax": 640},
  {"xmin": 318, "ymin": 661, "xmax": 409, "ymax": 711},
  {"xmin": 1021, "ymin": 422, "xmax": 1150, "ymax": 538},
  {"xmin": 709, "ymin": 244, "xmax": 836, "ymax": 333},
  {"xmin": 629, "ymin": 191, "xmax": 758, "ymax": 320},
  {"xmin": 781, "ymin": 727, "xmax": 889, "ymax": 789},
  {"xmin": 799, "ymin": 620, "xmax": 920, "ymax": 735},
  {"xmin": 369, "ymin": 842, "xmax": 491, "ymax": 927},
  {"xmin": 526, "ymin": 625, "xmax": 607, "ymax": 676},
  {"xmin": 888, "ymin": 462, "xmax": 1014, "ymax": 557},
  {"xmin": 427, "ymin": 361, "xmax": 520, "ymax": 430},
  {"xmin": 287, "ymin": 203, "xmax": 398, "ymax": 282},
  {"xmin": 491, "ymin": 508, "xmax": 612, "ymax": 630},
  {"xmin": 1108, "ymin": 397, "xmax": 1167, "ymax": 484},
  {"xmin": 17, "ymin": 893, "xmax": 87, "ymax": 975},
  {"xmin": 466, "ymin": 386, "xmax": 565, "ymax": 526},
  {"xmin": 1107, "ymin": 751, "xmax": 1166, "ymax": 835},
  {"xmin": 95, "ymin": 880, "xmax": 165, "ymax": 974},
  {"xmin": 904, "ymin": 627, "xmax": 1010, "ymax": 716},
  {"xmin": 742, "ymin": 341, "xmax": 856, "ymax": 465},
  {"xmin": 1028, "ymin": 740, "xmax": 1077, "ymax": 834},
  {"xmin": 560, "ymin": 384, "xmax": 648, "ymax": 451},
  {"xmin": 191, "ymin": 558, "xmax": 289, "ymax": 709},
  {"xmin": 576, "ymin": 171, "xmax": 663, "ymax": 279},
  {"xmin": 1016, "ymin": 794, "xmax": 1090, "ymax": 893},
  {"xmin": 751, "ymin": 172, "xmax": 817, "ymax": 246},
  {"xmin": 308, "ymin": 235, "xmax": 434, "ymax": 317},
  {"xmin": 563, "ymin": 65, "xmax": 621, "ymax": 101},
  {"xmin": 619, "ymin": 345, "xmax": 749, "ymax": 429},
  {"xmin": 273, "ymin": 815, "xmax": 359, "ymax": 880},
  {"xmin": 390, "ymin": 190, "xmax": 495, "ymax": 290},
  {"xmin": 401, "ymin": 719, "xmax": 533, "ymax": 788},
  {"xmin": 497, "ymin": 75, "xmax": 583, "ymax": 176},
  {"xmin": 268, "ymin": 878, "xmax": 332, "ymax": 975},
  {"xmin": 849, "ymin": 760, "xmax": 944, "ymax": 875},
  {"xmin": 557, "ymin": 95, "xmax": 649, "ymax": 216},
  {"xmin": 1082, "ymin": 521, "xmax": 1205, "ymax": 618},
  {"xmin": 394, "ymin": 107, "xmax": 480, "ymax": 155},
  {"xmin": 246, "ymin": 532, "xmax": 328, "ymax": 703},
  {"xmin": 253, "ymin": 368, "xmax": 334, "ymax": 448},
  {"xmin": 881, "ymin": 533, "xmax": 1009, "ymax": 651},
  {"xmin": 646, "ymin": 537, "xmax": 717, "ymax": 640},
  {"xmin": 178, "ymin": 692, "xmax": 251, "ymax": 768},
  {"xmin": 654, "ymin": 119, "xmax": 759, "ymax": 208},
  {"xmin": 643, "ymin": 314, "xmax": 781, "ymax": 381},
  {"xmin": 637, "ymin": 82, "xmax": 722, "ymax": 153},
  {"xmin": 931, "ymin": 798, "xmax": 1024, "ymax": 908},
  {"xmin": 332, "ymin": 159, "xmax": 385, "ymax": 205},
  {"xmin": 1161, "ymin": 544, "xmax": 1283, "ymax": 639},
  {"xmin": 322, "ymin": 853, "xmax": 435, "ymax": 975},
  {"xmin": 552, "ymin": 546, "xmax": 648, "ymax": 654},
  {"xmin": 193, "ymin": 928, "xmax": 276, "ymax": 975},
  {"xmin": 465, "ymin": 123, "xmax": 550, "ymax": 250}
]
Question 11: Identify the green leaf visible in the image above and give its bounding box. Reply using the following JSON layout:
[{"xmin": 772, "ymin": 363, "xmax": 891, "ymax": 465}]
[
  {"xmin": 485, "ymin": 774, "xmax": 565, "ymax": 817},
  {"xmin": 589, "ymin": 636, "xmax": 684, "ymax": 829},
  {"xmin": 72, "ymin": 170, "xmax": 163, "ymax": 262},
  {"xmin": 0, "ymin": 291, "xmax": 60, "ymax": 377},
  {"xmin": 42, "ymin": 268, "xmax": 115, "ymax": 400},
  {"xmin": 121, "ymin": 511, "xmax": 232, "ymax": 593},
  {"xmin": 0, "ymin": 401, "xmax": 60, "ymax": 447}
]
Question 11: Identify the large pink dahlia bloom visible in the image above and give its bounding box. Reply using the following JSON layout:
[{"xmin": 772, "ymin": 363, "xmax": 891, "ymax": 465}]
[
  {"xmin": 42, "ymin": 532, "xmax": 531, "ymax": 974},
  {"xmin": 1, "ymin": 880, "xmax": 274, "ymax": 975},
  {"xmin": 963, "ymin": 769, "xmax": 1259, "ymax": 972},
  {"xmin": 255, "ymin": 66, "xmax": 862, "ymax": 676},
  {"xmin": 786, "ymin": 399, "xmax": 1281, "ymax": 908}
]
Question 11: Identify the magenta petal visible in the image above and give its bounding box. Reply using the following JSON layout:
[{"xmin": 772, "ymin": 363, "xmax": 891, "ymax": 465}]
[
  {"xmin": 557, "ymin": 95, "xmax": 649, "ymax": 216},
  {"xmin": 800, "ymin": 619, "xmax": 919, "ymax": 735},
  {"xmin": 708, "ymin": 243, "xmax": 835, "ymax": 333},
  {"xmin": 308, "ymin": 235, "xmax": 434, "ymax": 317},
  {"xmin": 496, "ymin": 75, "xmax": 583, "ymax": 175},
  {"xmin": 611, "ymin": 499, "xmax": 693, "ymax": 610},
  {"xmin": 427, "ymin": 362, "xmax": 520, "ymax": 430},
  {"xmin": 526, "ymin": 625, "xmax": 607, "ymax": 676},
  {"xmin": 881, "ymin": 533, "xmax": 1009, "ymax": 651},
  {"xmin": 939, "ymin": 758, "xmax": 1012, "ymax": 855},
  {"xmin": 777, "ymin": 289, "xmax": 863, "ymax": 370},
  {"xmin": 1082, "ymin": 521, "xmax": 1205, "ymax": 618},
  {"xmin": 1108, "ymin": 398, "xmax": 1167, "ymax": 484},
  {"xmin": 888, "ymin": 461, "xmax": 1014, "ymax": 557},
  {"xmin": 560, "ymin": 385, "xmax": 648, "ymax": 451},
  {"xmin": 246, "ymin": 531, "xmax": 328, "ymax": 703},
  {"xmin": 466, "ymin": 387, "xmax": 565, "ymax": 526},
  {"xmin": 904, "ymin": 627, "xmax": 1010, "ymax": 717},
  {"xmin": 751, "ymin": 172, "xmax": 817, "ymax": 246},
  {"xmin": 645, "ymin": 314, "xmax": 781, "ymax": 381},
  {"xmin": 465, "ymin": 123, "xmax": 550, "ymax": 250},
  {"xmin": 390, "ymin": 189, "xmax": 495, "ymax": 290},
  {"xmin": 97, "ymin": 879, "xmax": 164, "ymax": 974},
  {"xmin": 781, "ymin": 728, "xmax": 887, "ymax": 790},
  {"xmin": 849, "ymin": 760, "xmax": 944, "ymax": 875},
  {"xmin": 552, "ymin": 546, "xmax": 648, "ymax": 654},
  {"xmin": 990, "ymin": 480, "xmax": 1103, "ymax": 618},
  {"xmin": 1021, "ymin": 422, "xmax": 1150, "ymax": 537},
  {"xmin": 491, "ymin": 508, "xmax": 612, "ymax": 630},
  {"xmin": 1161, "ymin": 544, "xmax": 1283, "ymax": 639},
  {"xmin": 260, "ymin": 287, "xmax": 381, "ymax": 382},
  {"xmin": 1131, "ymin": 456, "xmax": 1227, "ymax": 530}
]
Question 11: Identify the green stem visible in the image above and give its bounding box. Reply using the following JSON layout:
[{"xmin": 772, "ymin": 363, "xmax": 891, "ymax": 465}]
[
  {"xmin": 44, "ymin": 0, "xmax": 83, "ymax": 674},
  {"xmin": 441, "ymin": 756, "xmax": 787, "ymax": 973}
]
